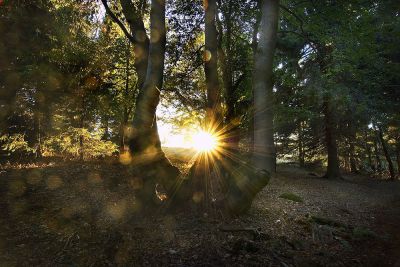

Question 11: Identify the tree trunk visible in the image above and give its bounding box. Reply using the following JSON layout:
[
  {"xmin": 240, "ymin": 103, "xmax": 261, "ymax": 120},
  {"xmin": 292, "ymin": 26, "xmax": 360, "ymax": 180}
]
[
  {"xmin": 187, "ymin": 0, "xmax": 223, "ymax": 210},
  {"xmin": 378, "ymin": 126, "xmax": 395, "ymax": 180},
  {"xmin": 252, "ymin": 0, "xmax": 279, "ymax": 173},
  {"xmin": 298, "ymin": 121, "xmax": 305, "ymax": 167},
  {"xmin": 374, "ymin": 138, "xmax": 382, "ymax": 173},
  {"xmin": 215, "ymin": 0, "xmax": 275, "ymax": 215},
  {"xmin": 366, "ymin": 144, "xmax": 374, "ymax": 171},
  {"xmin": 204, "ymin": 0, "xmax": 222, "ymax": 129},
  {"xmin": 349, "ymin": 140, "xmax": 357, "ymax": 173},
  {"xmin": 249, "ymin": 6, "xmax": 262, "ymax": 152},
  {"xmin": 102, "ymin": 0, "xmax": 164, "ymax": 157},
  {"xmin": 323, "ymin": 97, "xmax": 341, "ymax": 178},
  {"xmin": 217, "ymin": 0, "xmax": 239, "ymax": 149},
  {"xmin": 396, "ymin": 142, "xmax": 400, "ymax": 178},
  {"xmin": 120, "ymin": 39, "xmax": 131, "ymax": 152}
]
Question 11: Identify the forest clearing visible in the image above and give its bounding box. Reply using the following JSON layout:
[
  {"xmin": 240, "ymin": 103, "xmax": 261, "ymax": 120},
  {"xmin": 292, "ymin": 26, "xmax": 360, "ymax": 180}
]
[{"xmin": 1, "ymin": 0, "xmax": 399, "ymax": 266}]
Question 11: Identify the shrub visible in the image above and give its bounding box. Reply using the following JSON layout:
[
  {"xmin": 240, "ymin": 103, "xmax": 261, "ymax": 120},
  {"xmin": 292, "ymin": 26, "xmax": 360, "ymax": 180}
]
[{"xmin": 42, "ymin": 127, "xmax": 118, "ymax": 159}]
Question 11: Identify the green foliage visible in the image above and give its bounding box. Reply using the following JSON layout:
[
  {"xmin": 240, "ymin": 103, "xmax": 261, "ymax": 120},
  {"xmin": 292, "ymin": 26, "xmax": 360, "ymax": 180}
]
[
  {"xmin": 43, "ymin": 127, "xmax": 118, "ymax": 159},
  {"xmin": 279, "ymin": 192, "xmax": 303, "ymax": 203},
  {"xmin": 0, "ymin": 134, "xmax": 34, "ymax": 154}
]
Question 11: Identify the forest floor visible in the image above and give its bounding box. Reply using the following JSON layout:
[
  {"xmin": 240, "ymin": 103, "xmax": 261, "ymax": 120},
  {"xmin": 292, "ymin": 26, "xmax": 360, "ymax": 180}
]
[{"xmin": 0, "ymin": 149, "xmax": 399, "ymax": 266}]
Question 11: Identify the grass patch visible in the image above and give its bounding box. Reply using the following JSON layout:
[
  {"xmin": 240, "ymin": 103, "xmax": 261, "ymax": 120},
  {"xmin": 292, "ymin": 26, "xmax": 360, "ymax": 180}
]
[{"xmin": 279, "ymin": 192, "xmax": 303, "ymax": 203}]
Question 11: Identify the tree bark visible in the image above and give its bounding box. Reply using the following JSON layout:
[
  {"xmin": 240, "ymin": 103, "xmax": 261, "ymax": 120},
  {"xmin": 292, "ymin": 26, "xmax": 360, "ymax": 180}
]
[
  {"xmin": 204, "ymin": 0, "xmax": 222, "ymax": 129},
  {"xmin": 396, "ymin": 142, "xmax": 400, "ymax": 178},
  {"xmin": 120, "ymin": 39, "xmax": 131, "ymax": 152},
  {"xmin": 378, "ymin": 126, "xmax": 395, "ymax": 180},
  {"xmin": 298, "ymin": 121, "xmax": 305, "ymax": 167},
  {"xmin": 374, "ymin": 138, "xmax": 382, "ymax": 172},
  {"xmin": 323, "ymin": 96, "xmax": 341, "ymax": 178},
  {"xmin": 217, "ymin": 0, "xmax": 239, "ymax": 149},
  {"xmin": 252, "ymin": 0, "xmax": 279, "ymax": 173},
  {"xmin": 103, "ymin": 0, "xmax": 180, "ymax": 208}
]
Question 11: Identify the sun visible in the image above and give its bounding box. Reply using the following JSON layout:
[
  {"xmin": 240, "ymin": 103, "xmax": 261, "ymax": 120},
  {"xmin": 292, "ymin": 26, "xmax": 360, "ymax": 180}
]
[{"xmin": 191, "ymin": 130, "xmax": 218, "ymax": 152}]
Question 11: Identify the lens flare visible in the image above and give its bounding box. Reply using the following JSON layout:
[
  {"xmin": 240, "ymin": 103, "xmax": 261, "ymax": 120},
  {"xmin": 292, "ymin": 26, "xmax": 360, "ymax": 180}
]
[{"xmin": 192, "ymin": 130, "xmax": 218, "ymax": 152}]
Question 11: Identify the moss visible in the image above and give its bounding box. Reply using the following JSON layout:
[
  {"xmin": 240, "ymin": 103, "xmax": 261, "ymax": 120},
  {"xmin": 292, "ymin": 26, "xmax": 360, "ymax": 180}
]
[
  {"xmin": 352, "ymin": 227, "xmax": 377, "ymax": 239},
  {"xmin": 279, "ymin": 192, "xmax": 304, "ymax": 203},
  {"xmin": 310, "ymin": 215, "xmax": 346, "ymax": 228}
]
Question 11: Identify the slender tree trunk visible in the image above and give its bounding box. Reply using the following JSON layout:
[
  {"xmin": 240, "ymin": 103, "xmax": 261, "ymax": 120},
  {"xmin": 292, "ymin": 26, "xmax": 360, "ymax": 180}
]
[
  {"xmin": 102, "ymin": 114, "xmax": 110, "ymax": 140},
  {"xmin": 374, "ymin": 138, "xmax": 382, "ymax": 172},
  {"xmin": 217, "ymin": 0, "xmax": 239, "ymax": 149},
  {"xmin": 79, "ymin": 95, "xmax": 85, "ymax": 161},
  {"xmin": 298, "ymin": 121, "xmax": 305, "ymax": 167},
  {"xmin": 367, "ymin": 144, "xmax": 374, "ymax": 171},
  {"xmin": 120, "ymin": 39, "xmax": 131, "ymax": 152},
  {"xmin": 348, "ymin": 126, "xmax": 358, "ymax": 173},
  {"xmin": 188, "ymin": 0, "xmax": 223, "ymax": 210},
  {"xmin": 253, "ymin": 0, "xmax": 279, "ymax": 173},
  {"xmin": 323, "ymin": 97, "xmax": 341, "ymax": 178},
  {"xmin": 395, "ymin": 142, "xmax": 400, "ymax": 178},
  {"xmin": 378, "ymin": 126, "xmax": 395, "ymax": 180},
  {"xmin": 349, "ymin": 140, "xmax": 357, "ymax": 173}
]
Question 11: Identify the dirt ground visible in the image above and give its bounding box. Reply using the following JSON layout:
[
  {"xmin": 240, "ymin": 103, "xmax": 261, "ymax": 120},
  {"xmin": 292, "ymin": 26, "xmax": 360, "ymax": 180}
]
[{"xmin": 0, "ymin": 153, "xmax": 399, "ymax": 266}]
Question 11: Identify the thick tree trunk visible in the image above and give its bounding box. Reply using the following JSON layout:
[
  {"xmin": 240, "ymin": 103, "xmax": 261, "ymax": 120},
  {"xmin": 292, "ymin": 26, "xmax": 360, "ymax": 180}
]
[
  {"xmin": 129, "ymin": 0, "xmax": 166, "ymax": 157},
  {"xmin": 128, "ymin": 0, "xmax": 180, "ymax": 206},
  {"xmin": 103, "ymin": 0, "xmax": 180, "ymax": 208},
  {"xmin": 204, "ymin": 0, "xmax": 222, "ymax": 129},
  {"xmin": 378, "ymin": 126, "xmax": 395, "ymax": 180},
  {"xmin": 119, "ymin": 0, "xmax": 149, "ymax": 90},
  {"xmin": 252, "ymin": 0, "xmax": 279, "ymax": 173},
  {"xmin": 249, "ymin": 7, "xmax": 262, "ymax": 152},
  {"xmin": 323, "ymin": 97, "xmax": 341, "ymax": 178},
  {"xmin": 102, "ymin": 0, "xmax": 164, "ymax": 156}
]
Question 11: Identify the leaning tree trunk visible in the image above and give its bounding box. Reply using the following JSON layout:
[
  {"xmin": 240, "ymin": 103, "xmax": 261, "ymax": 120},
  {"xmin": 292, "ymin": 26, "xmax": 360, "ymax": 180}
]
[
  {"xmin": 102, "ymin": 0, "xmax": 164, "ymax": 157},
  {"xmin": 128, "ymin": 0, "xmax": 180, "ymax": 206},
  {"xmin": 378, "ymin": 126, "xmax": 395, "ymax": 180},
  {"xmin": 252, "ymin": 0, "xmax": 279, "ymax": 173},
  {"xmin": 103, "ymin": 0, "xmax": 180, "ymax": 208}
]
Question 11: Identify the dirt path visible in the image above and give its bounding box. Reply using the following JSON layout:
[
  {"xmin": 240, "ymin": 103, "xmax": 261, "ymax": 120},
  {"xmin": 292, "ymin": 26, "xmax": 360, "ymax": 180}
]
[{"xmin": 0, "ymin": 161, "xmax": 399, "ymax": 266}]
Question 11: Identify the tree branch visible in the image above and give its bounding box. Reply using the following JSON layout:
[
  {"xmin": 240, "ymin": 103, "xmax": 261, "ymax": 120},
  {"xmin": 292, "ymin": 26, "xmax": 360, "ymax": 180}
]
[{"xmin": 100, "ymin": 0, "xmax": 135, "ymax": 43}]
